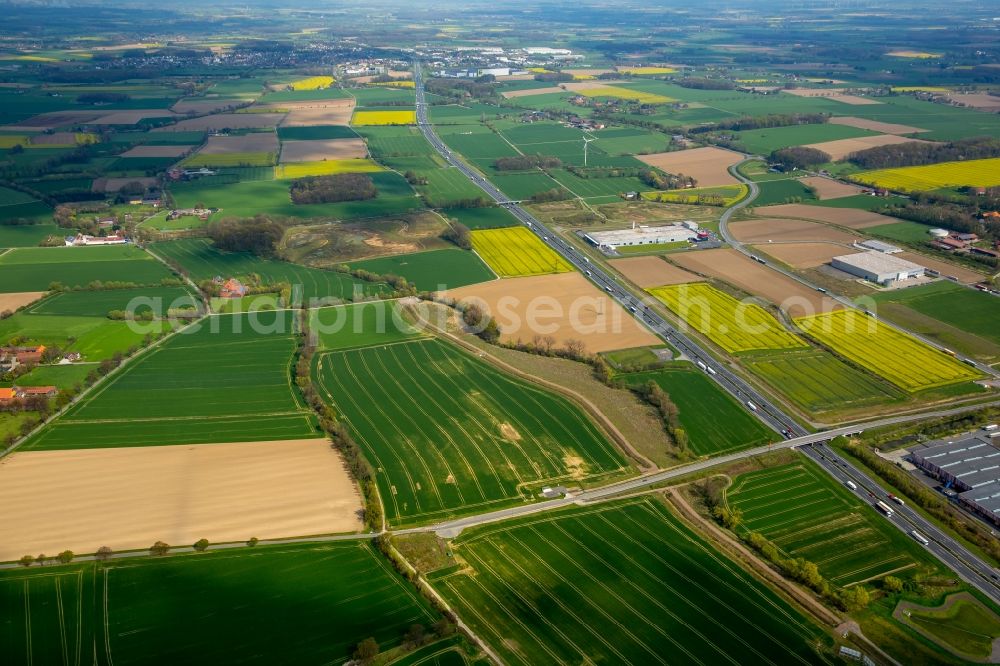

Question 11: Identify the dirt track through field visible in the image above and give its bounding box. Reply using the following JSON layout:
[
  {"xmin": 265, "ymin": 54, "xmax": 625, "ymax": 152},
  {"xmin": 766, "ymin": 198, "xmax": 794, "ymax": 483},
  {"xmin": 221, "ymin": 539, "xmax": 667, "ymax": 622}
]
[
  {"xmin": 755, "ymin": 203, "xmax": 899, "ymax": 229},
  {"xmin": 753, "ymin": 242, "xmax": 862, "ymax": 268},
  {"xmin": 0, "ymin": 438, "xmax": 362, "ymax": 561},
  {"xmin": 610, "ymin": 255, "xmax": 699, "ymax": 288},
  {"xmin": 803, "ymin": 134, "xmax": 932, "ymax": 161},
  {"xmin": 798, "ymin": 177, "xmax": 863, "ymax": 200},
  {"xmin": 669, "ymin": 248, "xmax": 841, "ymax": 317},
  {"xmin": 445, "ymin": 271, "xmax": 660, "ymax": 353},
  {"xmin": 637, "ymin": 146, "xmax": 743, "ymax": 187},
  {"xmin": 728, "ymin": 218, "xmax": 859, "ymax": 243},
  {"xmin": 279, "ymin": 138, "xmax": 368, "ymax": 162},
  {"xmin": 0, "ymin": 291, "xmax": 46, "ymax": 311},
  {"xmin": 827, "ymin": 116, "xmax": 928, "ymax": 135}
]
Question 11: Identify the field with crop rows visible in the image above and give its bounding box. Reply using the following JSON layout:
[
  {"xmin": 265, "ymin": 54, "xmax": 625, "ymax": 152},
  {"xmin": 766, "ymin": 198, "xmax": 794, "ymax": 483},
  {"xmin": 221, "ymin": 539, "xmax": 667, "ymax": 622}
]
[
  {"xmin": 649, "ymin": 283, "xmax": 807, "ymax": 353},
  {"xmin": 0, "ymin": 542, "xmax": 436, "ymax": 665},
  {"xmin": 728, "ymin": 462, "xmax": 942, "ymax": 586},
  {"xmin": 623, "ymin": 366, "xmax": 773, "ymax": 455},
  {"xmin": 182, "ymin": 152, "xmax": 277, "ymax": 168},
  {"xmin": 433, "ymin": 497, "xmax": 828, "ymax": 666},
  {"xmin": 795, "ymin": 309, "xmax": 979, "ymax": 391},
  {"xmin": 470, "ymin": 227, "xmax": 573, "ymax": 277},
  {"xmin": 352, "ymin": 110, "xmax": 417, "ymax": 125},
  {"xmin": 0, "ymin": 246, "xmax": 173, "ymax": 292},
  {"xmin": 310, "ymin": 300, "xmax": 424, "ymax": 350},
  {"xmin": 274, "ymin": 158, "xmax": 384, "ymax": 179},
  {"xmin": 852, "ymin": 157, "xmax": 1000, "ymax": 192},
  {"xmin": 348, "ymin": 248, "xmax": 495, "ymax": 292},
  {"xmin": 26, "ymin": 286, "xmax": 197, "ymax": 317},
  {"xmin": 151, "ymin": 238, "xmax": 384, "ymax": 303},
  {"xmin": 24, "ymin": 311, "xmax": 318, "ymax": 449},
  {"xmin": 313, "ymin": 338, "xmax": 629, "ymax": 526},
  {"xmin": 744, "ymin": 348, "xmax": 901, "ymax": 414}
]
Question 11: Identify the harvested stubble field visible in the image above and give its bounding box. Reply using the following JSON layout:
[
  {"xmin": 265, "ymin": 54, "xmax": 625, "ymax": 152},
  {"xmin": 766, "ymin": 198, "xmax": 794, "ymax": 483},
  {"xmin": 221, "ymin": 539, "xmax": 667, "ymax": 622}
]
[
  {"xmin": 852, "ymin": 157, "xmax": 1000, "ymax": 192},
  {"xmin": 434, "ymin": 497, "xmax": 827, "ymax": 666},
  {"xmin": 0, "ymin": 291, "xmax": 45, "ymax": 311},
  {"xmin": 470, "ymin": 227, "xmax": 573, "ymax": 277},
  {"xmin": 151, "ymin": 238, "xmax": 383, "ymax": 303},
  {"xmin": 637, "ymin": 146, "xmax": 743, "ymax": 187},
  {"xmin": 446, "ymin": 271, "xmax": 660, "ymax": 354},
  {"xmin": 157, "ymin": 113, "xmax": 286, "ymax": 131},
  {"xmin": 795, "ymin": 309, "xmax": 980, "ymax": 391},
  {"xmin": 278, "ymin": 137, "xmax": 367, "ymax": 162},
  {"xmin": 743, "ymin": 348, "xmax": 901, "ymax": 415},
  {"xmin": 827, "ymin": 116, "xmax": 929, "ymax": 135},
  {"xmin": 24, "ymin": 311, "xmax": 320, "ymax": 449},
  {"xmin": 798, "ymin": 176, "xmax": 863, "ymax": 200},
  {"xmin": 753, "ymin": 242, "xmax": 861, "ymax": 269},
  {"xmin": 728, "ymin": 461, "xmax": 941, "ymax": 586},
  {"xmin": 313, "ymin": 337, "xmax": 629, "ymax": 526},
  {"xmin": 0, "ymin": 439, "xmax": 361, "ymax": 562},
  {"xmin": 649, "ymin": 282, "xmax": 807, "ymax": 354},
  {"xmin": 727, "ymin": 218, "xmax": 858, "ymax": 244},
  {"xmin": 803, "ymin": 134, "xmax": 931, "ymax": 161},
  {"xmin": 609, "ymin": 255, "xmax": 699, "ymax": 288},
  {"xmin": 0, "ymin": 245, "xmax": 173, "ymax": 293},
  {"xmin": 669, "ymin": 248, "xmax": 841, "ymax": 318},
  {"xmin": 754, "ymin": 203, "xmax": 899, "ymax": 230},
  {"xmin": 0, "ymin": 542, "xmax": 435, "ymax": 664}
]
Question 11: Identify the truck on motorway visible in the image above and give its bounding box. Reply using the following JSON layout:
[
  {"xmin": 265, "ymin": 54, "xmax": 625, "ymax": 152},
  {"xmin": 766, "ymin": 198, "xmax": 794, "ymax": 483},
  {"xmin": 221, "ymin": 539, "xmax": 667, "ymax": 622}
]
[
  {"xmin": 876, "ymin": 500, "xmax": 894, "ymax": 517},
  {"xmin": 910, "ymin": 530, "xmax": 930, "ymax": 546},
  {"xmin": 889, "ymin": 494, "xmax": 905, "ymax": 506},
  {"xmin": 697, "ymin": 361, "xmax": 707, "ymax": 371},
  {"xmin": 746, "ymin": 401, "xmax": 758, "ymax": 412},
  {"xmin": 706, "ymin": 366, "xmax": 717, "ymax": 375},
  {"xmin": 984, "ymin": 424, "xmax": 998, "ymax": 432},
  {"xmin": 845, "ymin": 480, "xmax": 857, "ymax": 491}
]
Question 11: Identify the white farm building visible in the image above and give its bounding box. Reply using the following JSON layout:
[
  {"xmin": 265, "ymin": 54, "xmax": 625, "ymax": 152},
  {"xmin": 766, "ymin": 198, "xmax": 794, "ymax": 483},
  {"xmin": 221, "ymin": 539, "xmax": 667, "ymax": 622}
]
[
  {"xmin": 831, "ymin": 251, "xmax": 925, "ymax": 285},
  {"xmin": 584, "ymin": 224, "xmax": 694, "ymax": 250}
]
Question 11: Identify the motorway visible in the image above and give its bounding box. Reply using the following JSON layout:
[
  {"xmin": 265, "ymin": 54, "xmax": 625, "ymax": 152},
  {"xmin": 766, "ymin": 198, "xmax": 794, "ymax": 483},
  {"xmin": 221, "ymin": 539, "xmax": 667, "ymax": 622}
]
[
  {"xmin": 414, "ymin": 62, "xmax": 1000, "ymax": 605},
  {"xmin": 414, "ymin": 65, "xmax": 805, "ymax": 439}
]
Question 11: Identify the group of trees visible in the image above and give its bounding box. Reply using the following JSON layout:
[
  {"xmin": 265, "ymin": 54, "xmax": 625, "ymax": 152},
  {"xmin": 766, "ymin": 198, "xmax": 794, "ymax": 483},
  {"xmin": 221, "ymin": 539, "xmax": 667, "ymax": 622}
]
[
  {"xmin": 493, "ymin": 154, "xmax": 562, "ymax": 171},
  {"xmin": 289, "ymin": 173, "xmax": 377, "ymax": 205},
  {"xmin": 676, "ymin": 77, "xmax": 735, "ymax": 90},
  {"xmin": 440, "ymin": 222, "xmax": 471, "ymax": 250},
  {"xmin": 530, "ymin": 187, "xmax": 573, "ymax": 203},
  {"xmin": 848, "ymin": 136, "xmax": 1000, "ymax": 169},
  {"xmin": 424, "ymin": 76, "xmax": 499, "ymax": 103},
  {"xmin": 76, "ymin": 92, "xmax": 130, "ymax": 105},
  {"xmin": 691, "ymin": 113, "xmax": 829, "ymax": 135},
  {"xmin": 640, "ymin": 168, "xmax": 696, "ymax": 190},
  {"xmin": 768, "ymin": 146, "xmax": 831, "ymax": 171},
  {"xmin": 207, "ymin": 215, "xmax": 285, "ymax": 258},
  {"xmin": 533, "ymin": 71, "xmax": 574, "ymax": 83},
  {"xmin": 636, "ymin": 381, "xmax": 688, "ymax": 451}
]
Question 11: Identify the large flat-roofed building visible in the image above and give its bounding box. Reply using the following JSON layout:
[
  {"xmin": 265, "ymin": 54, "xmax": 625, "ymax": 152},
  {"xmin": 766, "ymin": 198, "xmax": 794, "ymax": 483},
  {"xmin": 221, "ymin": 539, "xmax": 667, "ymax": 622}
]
[
  {"xmin": 584, "ymin": 224, "xmax": 694, "ymax": 250},
  {"xmin": 909, "ymin": 430, "xmax": 1000, "ymax": 526},
  {"xmin": 830, "ymin": 250, "xmax": 925, "ymax": 286},
  {"xmin": 855, "ymin": 239, "xmax": 902, "ymax": 254}
]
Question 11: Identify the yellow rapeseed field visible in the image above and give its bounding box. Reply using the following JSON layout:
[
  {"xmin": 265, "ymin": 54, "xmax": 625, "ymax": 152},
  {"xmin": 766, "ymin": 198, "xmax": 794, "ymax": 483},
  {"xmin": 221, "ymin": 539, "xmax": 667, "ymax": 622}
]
[
  {"xmin": 650, "ymin": 282, "xmax": 805, "ymax": 353},
  {"xmin": 274, "ymin": 159, "xmax": 384, "ymax": 179},
  {"xmin": 574, "ymin": 85, "xmax": 675, "ymax": 104},
  {"xmin": 351, "ymin": 110, "xmax": 417, "ymax": 125},
  {"xmin": 795, "ymin": 309, "xmax": 979, "ymax": 391},
  {"xmin": 886, "ymin": 50, "xmax": 941, "ymax": 59},
  {"xmin": 852, "ymin": 158, "xmax": 1000, "ymax": 192},
  {"xmin": 0, "ymin": 136, "xmax": 30, "ymax": 149},
  {"xmin": 289, "ymin": 76, "xmax": 335, "ymax": 91},
  {"xmin": 470, "ymin": 227, "xmax": 573, "ymax": 277},
  {"xmin": 616, "ymin": 66, "xmax": 677, "ymax": 75}
]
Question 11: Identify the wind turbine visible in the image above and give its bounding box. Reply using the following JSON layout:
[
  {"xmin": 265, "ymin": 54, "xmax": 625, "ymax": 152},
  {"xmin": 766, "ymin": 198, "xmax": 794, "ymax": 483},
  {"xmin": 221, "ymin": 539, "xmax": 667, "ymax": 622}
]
[{"xmin": 582, "ymin": 133, "xmax": 596, "ymax": 167}]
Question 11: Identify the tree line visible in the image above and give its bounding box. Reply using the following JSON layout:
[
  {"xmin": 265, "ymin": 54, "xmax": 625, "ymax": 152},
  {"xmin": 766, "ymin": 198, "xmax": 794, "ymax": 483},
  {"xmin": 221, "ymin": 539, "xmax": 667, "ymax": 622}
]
[
  {"xmin": 849, "ymin": 136, "xmax": 1000, "ymax": 169},
  {"xmin": 493, "ymin": 154, "xmax": 562, "ymax": 171},
  {"xmin": 289, "ymin": 173, "xmax": 377, "ymax": 205}
]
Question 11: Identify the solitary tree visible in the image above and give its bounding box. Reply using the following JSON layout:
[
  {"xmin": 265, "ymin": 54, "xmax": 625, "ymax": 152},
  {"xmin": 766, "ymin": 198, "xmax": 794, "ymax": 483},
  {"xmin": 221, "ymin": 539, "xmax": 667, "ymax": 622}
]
[
  {"xmin": 96, "ymin": 546, "xmax": 113, "ymax": 561},
  {"xmin": 36, "ymin": 554, "xmax": 46, "ymax": 566},
  {"xmin": 149, "ymin": 541, "xmax": 170, "ymax": 556},
  {"xmin": 19, "ymin": 555, "xmax": 34, "ymax": 567},
  {"xmin": 883, "ymin": 576, "xmax": 904, "ymax": 594},
  {"xmin": 193, "ymin": 538, "xmax": 210, "ymax": 552},
  {"xmin": 247, "ymin": 537, "xmax": 259, "ymax": 547},
  {"xmin": 57, "ymin": 550, "xmax": 74, "ymax": 564},
  {"xmin": 353, "ymin": 637, "xmax": 380, "ymax": 664}
]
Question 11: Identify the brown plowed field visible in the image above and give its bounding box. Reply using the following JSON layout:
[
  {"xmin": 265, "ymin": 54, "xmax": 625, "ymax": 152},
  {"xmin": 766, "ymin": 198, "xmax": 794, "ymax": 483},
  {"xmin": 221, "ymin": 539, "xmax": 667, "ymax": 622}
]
[
  {"xmin": 279, "ymin": 138, "xmax": 368, "ymax": 162},
  {"xmin": 798, "ymin": 176, "xmax": 863, "ymax": 200},
  {"xmin": 827, "ymin": 116, "xmax": 928, "ymax": 135},
  {"xmin": 502, "ymin": 86, "xmax": 566, "ymax": 98},
  {"xmin": 753, "ymin": 242, "xmax": 861, "ymax": 269},
  {"xmin": 270, "ymin": 100, "xmax": 356, "ymax": 126},
  {"xmin": 0, "ymin": 438, "xmax": 362, "ymax": 562},
  {"xmin": 897, "ymin": 251, "xmax": 986, "ymax": 284},
  {"xmin": 943, "ymin": 93, "xmax": 1000, "ymax": 111},
  {"xmin": 91, "ymin": 110, "xmax": 178, "ymax": 125},
  {"xmin": 200, "ymin": 132, "xmax": 279, "ymax": 154},
  {"xmin": 754, "ymin": 203, "xmax": 899, "ymax": 229},
  {"xmin": 728, "ymin": 218, "xmax": 858, "ymax": 243},
  {"xmin": 155, "ymin": 113, "xmax": 286, "ymax": 131},
  {"xmin": 669, "ymin": 248, "xmax": 841, "ymax": 317},
  {"xmin": 637, "ymin": 146, "xmax": 743, "ymax": 187},
  {"xmin": 782, "ymin": 89, "xmax": 882, "ymax": 105},
  {"xmin": 120, "ymin": 144, "xmax": 192, "ymax": 158},
  {"xmin": 803, "ymin": 134, "xmax": 932, "ymax": 160},
  {"xmin": 445, "ymin": 271, "xmax": 660, "ymax": 353},
  {"xmin": 610, "ymin": 255, "xmax": 699, "ymax": 288},
  {"xmin": 0, "ymin": 292, "xmax": 46, "ymax": 311}
]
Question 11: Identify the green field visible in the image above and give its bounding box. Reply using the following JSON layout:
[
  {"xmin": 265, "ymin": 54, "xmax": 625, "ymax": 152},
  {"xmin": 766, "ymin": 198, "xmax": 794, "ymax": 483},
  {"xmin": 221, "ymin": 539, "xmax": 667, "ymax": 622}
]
[
  {"xmin": 23, "ymin": 311, "xmax": 318, "ymax": 449},
  {"xmin": 440, "ymin": 207, "xmax": 519, "ymax": 230},
  {"xmin": 27, "ymin": 286, "xmax": 197, "ymax": 317},
  {"xmin": 732, "ymin": 123, "xmax": 877, "ymax": 154},
  {"xmin": 0, "ymin": 223, "xmax": 59, "ymax": 248},
  {"xmin": 728, "ymin": 461, "xmax": 943, "ymax": 586},
  {"xmin": 865, "ymin": 220, "xmax": 937, "ymax": 244},
  {"xmin": 0, "ymin": 313, "xmax": 172, "ymax": 361},
  {"xmin": 751, "ymin": 178, "xmax": 818, "ymax": 206},
  {"xmin": 310, "ymin": 300, "xmax": 425, "ymax": 350},
  {"xmin": 623, "ymin": 366, "xmax": 774, "ymax": 455},
  {"xmin": 744, "ymin": 348, "xmax": 902, "ymax": 415},
  {"xmin": 151, "ymin": 238, "xmax": 385, "ymax": 303},
  {"xmin": 900, "ymin": 594, "xmax": 1000, "ymax": 660},
  {"xmin": 0, "ymin": 246, "xmax": 174, "ymax": 292},
  {"xmin": 416, "ymin": 167, "xmax": 490, "ymax": 207},
  {"xmin": 313, "ymin": 337, "xmax": 629, "ymax": 526},
  {"xmin": 434, "ymin": 497, "xmax": 829, "ymax": 666},
  {"xmin": 348, "ymin": 248, "xmax": 494, "ymax": 291},
  {"xmin": 276, "ymin": 125, "xmax": 359, "ymax": 141},
  {"xmin": 547, "ymin": 169, "xmax": 649, "ymax": 199},
  {"xmin": 4, "ymin": 362, "xmax": 94, "ymax": 390},
  {"xmin": 0, "ymin": 541, "xmax": 437, "ymax": 665}
]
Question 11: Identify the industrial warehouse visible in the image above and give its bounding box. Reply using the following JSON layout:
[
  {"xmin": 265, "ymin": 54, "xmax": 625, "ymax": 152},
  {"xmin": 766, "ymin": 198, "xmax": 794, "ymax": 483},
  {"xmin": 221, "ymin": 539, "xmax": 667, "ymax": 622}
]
[
  {"xmin": 583, "ymin": 221, "xmax": 705, "ymax": 250},
  {"xmin": 909, "ymin": 428, "xmax": 1000, "ymax": 527},
  {"xmin": 831, "ymin": 251, "xmax": 926, "ymax": 286}
]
